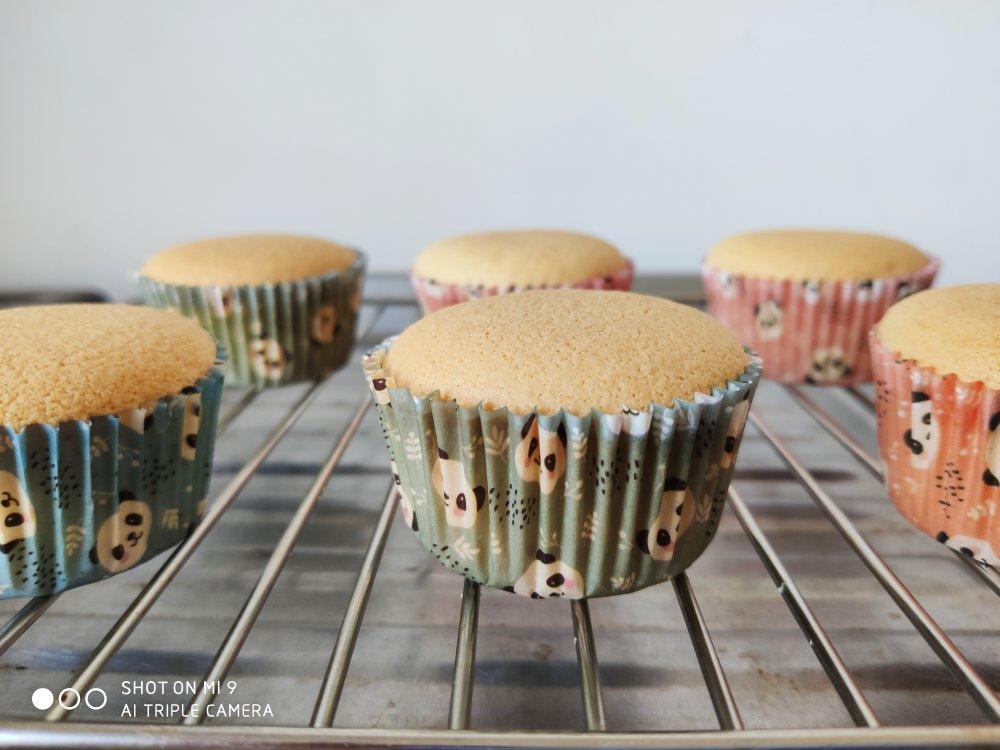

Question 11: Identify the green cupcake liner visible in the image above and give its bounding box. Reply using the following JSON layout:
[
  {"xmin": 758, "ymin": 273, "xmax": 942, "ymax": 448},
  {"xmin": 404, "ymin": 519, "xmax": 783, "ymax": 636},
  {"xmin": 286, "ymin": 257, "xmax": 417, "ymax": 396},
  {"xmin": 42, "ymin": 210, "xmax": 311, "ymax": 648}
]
[
  {"xmin": 140, "ymin": 253, "xmax": 366, "ymax": 388},
  {"xmin": 0, "ymin": 361, "xmax": 225, "ymax": 599},
  {"xmin": 363, "ymin": 340, "xmax": 761, "ymax": 599}
]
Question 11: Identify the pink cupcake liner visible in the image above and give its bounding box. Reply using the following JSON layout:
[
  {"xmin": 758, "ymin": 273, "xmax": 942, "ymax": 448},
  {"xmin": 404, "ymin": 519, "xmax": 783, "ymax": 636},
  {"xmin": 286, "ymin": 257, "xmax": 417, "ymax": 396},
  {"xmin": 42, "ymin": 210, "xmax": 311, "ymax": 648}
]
[
  {"xmin": 411, "ymin": 261, "xmax": 635, "ymax": 314},
  {"xmin": 870, "ymin": 331, "xmax": 999, "ymax": 568},
  {"xmin": 701, "ymin": 259, "xmax": 939, "ymax": 384}
]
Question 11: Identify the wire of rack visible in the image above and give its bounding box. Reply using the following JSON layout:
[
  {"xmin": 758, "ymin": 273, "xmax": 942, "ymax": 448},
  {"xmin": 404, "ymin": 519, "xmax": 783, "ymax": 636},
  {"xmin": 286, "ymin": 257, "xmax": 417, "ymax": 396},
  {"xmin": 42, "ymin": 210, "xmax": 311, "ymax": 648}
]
[{"xmin": 0, "ymin": 292, "xmax": 997, "ymax": 750}]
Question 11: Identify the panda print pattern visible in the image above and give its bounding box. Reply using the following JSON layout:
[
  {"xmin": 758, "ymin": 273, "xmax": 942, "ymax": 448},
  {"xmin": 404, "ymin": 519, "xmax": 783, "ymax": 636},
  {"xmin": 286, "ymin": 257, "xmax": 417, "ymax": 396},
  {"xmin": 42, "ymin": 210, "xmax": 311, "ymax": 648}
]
[
  {"xmin": 431, "ymin": 448, "xmax": 485, "ymax": 528},
  {"xmin": 801, "ymin": 280, "xmax": 822, "ymax": 304},
  {"xmin": 391, "ymin": 460, "xmax": 418, "ymax": 531},
  {"xmin": 180, "ymin": 386, "xmax": 201, "ymax": 461},
  {"xmin": 249, "ymin": 338, "xmax": 288, "ymax": 382},
  {"xmin": 805, "ymin": 346, "xmax": 852, "ymax": 384},
  {"xmin": 855, "ymin": 279, "xmax": 875, "ymax": 302},
  {"xmin": 753, "ymin": 300, "xmax": 783, "ymax": 341},
  {"xmin": 717, "ymin": 270, "xmax": 737, "ymax": 299},
  {"xmin": 635, "ymin": 477, "xmax": 697, "ymax": 561},
  {"xmin": 513, "ymin": 415, "xmax": 568, "ymax": 494},
  {"xmin": 362, "ymin": 339, "xmax": 760, "ymax": 599},
  {"xmin": 213, "ymin": 287, "xmax": 233, "ymax": 318},
  {"xmin": 370, "ymin": 377, "xmax": 391, "ymax": 405},
  {"xmin": 602, "ymin": 407, "xmax": 652, "ymax": 437},
  {"xmin": 937, "ymin": 532, "xmax": 1000, "ymax": 569},
  {"xmin": 720, "ymin": 396, "xmax": 752, "ymax": 470},
  {"xmin": 984, "ymin": 411, "xmax": 999, "ymax": 487},
  {"xmin": 903, "ymin": 391, "xmax": 938, "ymax": 470},
  {"xmin": 506, "ymin": 549, "xmax": 585, "ymax": 599},
  {"xmin": 310, "ymin": 304, "xmax": 339, "ymax": 345},
  {"xmin": 620, "ymin": 408, "xmax": 652, "ymax": 436},
  {"xmin": 88, "ymin": 491, "xmax": 152, "ymax": 573},
  {"xmin": 895, "ymin": 280, "xmax": 918, "ymax": 301},
  {"xmin": 0, "ymin": 471, "xmax": 36, "ymax": 556}
]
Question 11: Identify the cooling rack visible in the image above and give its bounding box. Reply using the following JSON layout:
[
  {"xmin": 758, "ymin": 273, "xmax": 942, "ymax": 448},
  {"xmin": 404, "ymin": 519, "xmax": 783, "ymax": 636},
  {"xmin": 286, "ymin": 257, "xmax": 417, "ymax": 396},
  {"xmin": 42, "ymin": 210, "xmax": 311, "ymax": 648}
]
[{"xmin": 0, "ymin": 274, "xmax": 997, "ymax": 749}]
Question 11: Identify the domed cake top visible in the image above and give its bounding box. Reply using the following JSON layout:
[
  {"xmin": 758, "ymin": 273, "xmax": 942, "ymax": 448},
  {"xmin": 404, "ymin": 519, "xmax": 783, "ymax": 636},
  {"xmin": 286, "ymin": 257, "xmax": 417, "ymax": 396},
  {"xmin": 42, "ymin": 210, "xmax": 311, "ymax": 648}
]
[
  {"xmin": 413, "ymin": 229, "xmax": 630, "ymax": 287},
  {"xmin": 877, "ymin": 284, "xmax": 1000, "ymax": 388},
  {"xmin": 706, "ymin": 230, "xmax": 930, "ymax": 282},
  {"xmin": 142, "ymin": 234, "xmax": 357, "ymax": 285},
  {"xmin": 384, "ymin": 290, "xmax": 749, "ymax": 415},
  {"xmin": 0, "ymin": 304, "xmax": 217, "ymax": 429}
]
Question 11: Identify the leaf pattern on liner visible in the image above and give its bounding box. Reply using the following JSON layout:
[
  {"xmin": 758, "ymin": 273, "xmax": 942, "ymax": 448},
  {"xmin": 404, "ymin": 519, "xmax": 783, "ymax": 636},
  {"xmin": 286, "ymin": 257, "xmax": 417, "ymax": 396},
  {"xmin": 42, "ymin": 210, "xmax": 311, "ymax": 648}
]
[{"xmin": 362, "ymin": 337, "xmax": 761, "ymax": 598}]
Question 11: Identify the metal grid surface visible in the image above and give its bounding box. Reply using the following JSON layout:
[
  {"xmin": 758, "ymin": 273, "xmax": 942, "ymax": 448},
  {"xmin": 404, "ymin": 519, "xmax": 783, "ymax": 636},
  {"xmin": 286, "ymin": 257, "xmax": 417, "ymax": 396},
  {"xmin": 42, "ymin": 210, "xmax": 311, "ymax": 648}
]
[{"xmin": 0, "ymin": 275, "xmax": 998, "ymax": 749}]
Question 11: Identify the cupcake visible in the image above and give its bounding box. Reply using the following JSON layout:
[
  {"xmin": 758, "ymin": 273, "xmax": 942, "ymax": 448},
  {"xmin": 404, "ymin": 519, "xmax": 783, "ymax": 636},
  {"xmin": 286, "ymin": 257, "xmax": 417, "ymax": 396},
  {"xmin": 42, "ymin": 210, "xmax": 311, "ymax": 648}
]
[
  {"xmin": 0, "ymin": 304, "xmax": 224, "ymax": 599},
  {"xmin": 363, "ymin": 290, "xmax": 760, "ymax": 598},
  {"xmin": 140, "ymin": 234, "xmax": 366, "ymax": 388},
  {"xmin": 871, "ymin": 284, "xmax": 1000, "ymax": 567},
  {"xmin": 702, "ymin": 230, "xmax": 938, "ymax": 384},
  {"xmin": 410, "ymin": 229, "xmax": 633, "ymax": 313}
]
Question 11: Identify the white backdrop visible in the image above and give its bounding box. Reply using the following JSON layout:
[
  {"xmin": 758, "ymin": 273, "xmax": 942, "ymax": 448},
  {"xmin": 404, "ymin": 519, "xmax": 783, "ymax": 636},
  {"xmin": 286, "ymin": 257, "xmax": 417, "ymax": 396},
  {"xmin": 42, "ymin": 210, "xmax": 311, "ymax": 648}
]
[{"xmin": 2, "ymin": 0, "xmax": 998, "ymax": 299}]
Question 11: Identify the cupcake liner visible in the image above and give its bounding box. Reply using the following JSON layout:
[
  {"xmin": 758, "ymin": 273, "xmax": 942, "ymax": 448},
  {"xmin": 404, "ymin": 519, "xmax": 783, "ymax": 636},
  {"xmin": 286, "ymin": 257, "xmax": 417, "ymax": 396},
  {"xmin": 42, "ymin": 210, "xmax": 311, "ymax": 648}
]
[
  {"xmin": 0, "ymin": 362, "xmax": 225, "ymax": 599},
  {"xmin": 870, "ymin": 331, "xmax": 1000, "ymax": 568},
  {"xmin": 364, "ymin": 339, "xmax": 761, "ymax": 599},
  {"xmin": 140, "ymin": 253, "xmax": 366, "ymax": 388},
  {"xmin": 701, "ymin": 259, "xmax": 938, "ymax": 384},
  {"xmin": 410, "ymin": 261, "xmax": 634, "ymax": 314}
]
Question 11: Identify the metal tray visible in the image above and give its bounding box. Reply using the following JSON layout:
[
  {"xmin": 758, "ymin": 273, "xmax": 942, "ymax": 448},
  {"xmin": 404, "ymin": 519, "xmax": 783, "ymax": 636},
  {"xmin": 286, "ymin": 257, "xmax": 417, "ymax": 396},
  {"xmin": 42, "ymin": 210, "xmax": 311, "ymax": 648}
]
[{"xmin": 1, "ymin": 274, "xmax": 997, "ymax": 749}]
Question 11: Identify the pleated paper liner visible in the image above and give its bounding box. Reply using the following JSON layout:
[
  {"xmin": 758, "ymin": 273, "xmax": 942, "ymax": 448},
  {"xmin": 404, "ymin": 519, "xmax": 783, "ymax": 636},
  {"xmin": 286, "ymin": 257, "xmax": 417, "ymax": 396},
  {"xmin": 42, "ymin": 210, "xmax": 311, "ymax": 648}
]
[
  {"xmin": 140, "ymin": 253, "xmax": 366, "ymax": 388},
  {"xmin": 0, "ymin": 363, "xmax": 225, "ymax": 599},
  {"xmin": 363, "ymin": 339, "xmax": 761, "ymax": 599},
  {"xmin": 702, "ymin": 258, "xmax": 939, "ymax": 384},
  {"xmin": 410, "ymin": 261, "xmax": 634, "ymax": 315},
  {"xmin": 870, "ymin": 331, "xmax": 1000, "ymax": 568}
]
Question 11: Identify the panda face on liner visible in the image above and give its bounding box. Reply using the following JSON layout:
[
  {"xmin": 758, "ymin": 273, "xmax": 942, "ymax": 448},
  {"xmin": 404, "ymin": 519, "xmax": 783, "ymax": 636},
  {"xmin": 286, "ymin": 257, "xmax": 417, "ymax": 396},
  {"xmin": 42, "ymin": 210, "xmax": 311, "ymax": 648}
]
[
  {"xmin": 0, "ymin": 471, "xmax": 35, "ymax": 556},
  {"xmin": 903, "ymin": 391, "xmax": 938, "ymax": 470},
  {"xmin": 370, "ymin": 377, "xmax": 391, "ymax": 405},
  {"xmin": 506, "ymin": 549, "xmax": 584, "ymax": 599},
  {"xmin": 717, "ymin": 270, "xmax": 737, "ymax": 299},
  {"xmin": 895, "ymin": 281, "xmax": 918, "ymax": 301},
  {"xmin": 180, "ymin": 388, "xmax": 201, "ymax": 461},
  {"xmin": 431, "ymin": 449, "xmax": 485, "ymax": 528},
  {"xmin": 250, "ymin": 338, "xmax": 288, "ymax": 382},
  {"xmin": 983, "ymin": 411, "xmax": 999, "ymax": 487},
  {"xmin": 602, "ymin": 408, "xmax": 652, "ymax": 437},
  {"xmin": 937, "ymin": 532, "xmax": 1000, "ymax": 569},
  {"xmin": 88, "ymin": 491, "xmax": 152, "ymax": 573},
  {"xmin": 753, "ymin": 300, "xmax": 783, "ymax": 341},
  {"xmin": 513, "ymin": 415, "xmax": 568, "ymax": 494},
  {"xmin": 311, "ymin": 304, "xmax": 340, "ymax": 345},
  {"xmin": 802, "ymin": 280, "xmax": 822, "ymax": 304},
  {"xmin": 213, "ymin": 288, "xmax": 233, "ymax": 318},
  {"xmin": 805, "ymin": 347, "xmax": 852, "ymax": 384},
  {"xmin": 720, "ymin": 397, "xmax": 752, "ymax": 470},
  {"xmin": 391, "ymin": 460, "xmax": 417, "ymax": 531},
  {"xmin": 636, "ymin": 477, "xmax": 697, "ymax": 561},
  {"xmin": 623, "ymin": 408, "xmax": 651, "ymax": 436}
]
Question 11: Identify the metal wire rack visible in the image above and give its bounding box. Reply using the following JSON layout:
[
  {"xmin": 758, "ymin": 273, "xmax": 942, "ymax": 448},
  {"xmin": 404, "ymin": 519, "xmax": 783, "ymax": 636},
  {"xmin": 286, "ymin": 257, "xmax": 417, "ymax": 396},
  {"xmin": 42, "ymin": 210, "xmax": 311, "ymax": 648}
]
[{"xmin": 0, "ymin": 278, "xmax": 997, "ymax": 749}]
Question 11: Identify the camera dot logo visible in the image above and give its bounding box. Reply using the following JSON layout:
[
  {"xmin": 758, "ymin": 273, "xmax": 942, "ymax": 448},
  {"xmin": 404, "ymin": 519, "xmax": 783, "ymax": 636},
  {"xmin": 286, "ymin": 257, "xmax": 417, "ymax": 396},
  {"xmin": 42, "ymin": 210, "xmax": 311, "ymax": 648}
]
[
  {"xmin": 31, "ymin": 688, "xmax": 54, "ymax": 710},
  {"xmin": 31, "ymin": 687, "xmax": 107, "ymax": 712}
]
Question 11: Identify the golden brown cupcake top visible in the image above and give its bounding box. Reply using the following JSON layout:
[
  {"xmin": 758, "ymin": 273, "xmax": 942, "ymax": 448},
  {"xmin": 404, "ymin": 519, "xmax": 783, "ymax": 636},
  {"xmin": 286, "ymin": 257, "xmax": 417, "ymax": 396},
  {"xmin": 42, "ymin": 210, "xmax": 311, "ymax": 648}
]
[
  {"xmin": 706, "ymin": 230, "xmax": 930, "ymax": 282},
  {"xmin": 142, "ymin": 234, "xmax": 357, "ymax": 286},
  {"xmin": 877, "ymin": 284, "xmax": 1000, "ymax": 388},
  {"xmin": 0, "ymin": 304, "xmax": 217, "ymax": 429},
  {"xmin": 384, "ymin": 290, "xmax": 748, "ymax": 415},
  {"xmin": 413, "ymin": 229, "xmax": 630, "ymax": 287}
]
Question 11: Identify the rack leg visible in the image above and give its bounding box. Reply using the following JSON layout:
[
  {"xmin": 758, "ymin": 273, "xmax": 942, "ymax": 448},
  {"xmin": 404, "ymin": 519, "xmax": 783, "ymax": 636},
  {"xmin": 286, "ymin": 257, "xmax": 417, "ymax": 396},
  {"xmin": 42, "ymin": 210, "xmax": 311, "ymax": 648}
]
[{"xmin": 448, "ymin": 579, "xmax": 481, "ymax": 729}]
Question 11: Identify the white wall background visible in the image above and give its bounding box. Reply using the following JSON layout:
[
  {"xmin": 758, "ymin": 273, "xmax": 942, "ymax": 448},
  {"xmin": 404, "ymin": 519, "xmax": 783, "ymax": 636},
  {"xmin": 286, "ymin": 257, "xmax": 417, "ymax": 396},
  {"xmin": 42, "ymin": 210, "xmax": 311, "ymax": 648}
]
[{"xmin": 2, "ymin": 1, "xmax": 998, "ymax": 300}]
